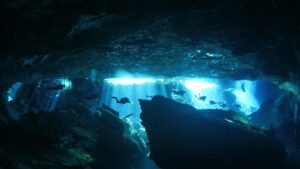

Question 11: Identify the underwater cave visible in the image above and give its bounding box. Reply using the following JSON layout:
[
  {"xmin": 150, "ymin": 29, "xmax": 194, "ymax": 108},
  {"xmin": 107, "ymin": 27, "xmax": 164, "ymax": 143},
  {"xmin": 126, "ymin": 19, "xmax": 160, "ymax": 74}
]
[{"xmin": 1, "ymin": 0, "xmax": 300, "ymax": 169}]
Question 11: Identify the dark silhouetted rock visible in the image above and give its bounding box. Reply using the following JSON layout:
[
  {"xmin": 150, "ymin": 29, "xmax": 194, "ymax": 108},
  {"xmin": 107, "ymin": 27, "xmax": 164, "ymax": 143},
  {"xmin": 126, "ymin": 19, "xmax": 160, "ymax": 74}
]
[
  {"xmin": 140, "ymin": 96, "xmax": 286, "ymax": 169},
  {"xmin": 0, "ymin": 98, "xmax": 146, "ymax": 169}
]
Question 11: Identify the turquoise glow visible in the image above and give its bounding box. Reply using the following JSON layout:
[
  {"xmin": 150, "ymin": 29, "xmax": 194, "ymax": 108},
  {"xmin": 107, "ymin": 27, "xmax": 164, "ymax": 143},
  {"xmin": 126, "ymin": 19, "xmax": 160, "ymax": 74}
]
[
  {"xmin": 101, "ymin": 78, "xmax": 167, "ymax": 124},
  {"xmin": 184, "ymin": 79, "xmax": 218, "ymax": 93},
  {"xmin": 105, "ymin": 78, "xmax": 157, "ymax": 85},
  {"xmin": 7, "ymin": 82, "xmax": 23, "ymax": 102},
  {"xmin": 231, "ymin": 80, "xmax": 260, "ymax": 115},
  {"xmin": 59, "ymin": 78, "xmax": 72, "ymax": 90},
  {"xmin": 183, "ymin": 78, "xmax": 223, "ymax": 110},
  {"xmin": 101, "ymin": 77, "xmax": 262, "ymax": 118}
]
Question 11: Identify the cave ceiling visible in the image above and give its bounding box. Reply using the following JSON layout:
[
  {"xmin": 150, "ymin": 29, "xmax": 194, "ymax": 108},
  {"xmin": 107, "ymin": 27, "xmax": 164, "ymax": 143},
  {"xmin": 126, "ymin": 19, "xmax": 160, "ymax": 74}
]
[{"xmin": 0, "ymin": 0, "xmax": 299, "ymax": 83}]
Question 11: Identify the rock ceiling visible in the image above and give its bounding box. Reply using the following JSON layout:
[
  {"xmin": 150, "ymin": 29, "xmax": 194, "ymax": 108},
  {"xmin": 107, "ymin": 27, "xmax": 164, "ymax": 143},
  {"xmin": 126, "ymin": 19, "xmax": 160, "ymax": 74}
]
[{"xmin": 0, "ymin": 0, "xmax": 299, "ymax": 82}]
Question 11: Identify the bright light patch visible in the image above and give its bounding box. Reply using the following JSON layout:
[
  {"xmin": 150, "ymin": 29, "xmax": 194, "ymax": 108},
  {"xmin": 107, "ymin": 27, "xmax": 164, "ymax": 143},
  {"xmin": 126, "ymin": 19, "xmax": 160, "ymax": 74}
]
[
  {"xmin": 7, "ymin": 82, "xmax": 23, "ymax": 102},
  {"xmin": 7, "ymin": 96, "xmax": 13, "ymax": 102},
  {"xmin": 183, "ymin": 79, "xmax": 220, "ymax": 110},
  {"xmin": 225, "ymin": 119, "xmax": 234, "ymax": 123},
  {"xmin": 232, "ymin": 89, "xmax": 260, "ymax": 115},
  {"xmin": 104, "ymin": 76, "xmax": 262, "ymax": 116},
  {"xmin": 105, "ymin": 78, "xmax": 156, "ymax": 85},
  {"xmin": 184, "ymin": 79, "xmax": 217, "ymax": 93},
  {"xmin": 232, "ymin": 80, "xmax": 260, "ymax": 116},
  {"xmin": 59, "ymin": 79, "xmax": 72, "ymax": 89}
]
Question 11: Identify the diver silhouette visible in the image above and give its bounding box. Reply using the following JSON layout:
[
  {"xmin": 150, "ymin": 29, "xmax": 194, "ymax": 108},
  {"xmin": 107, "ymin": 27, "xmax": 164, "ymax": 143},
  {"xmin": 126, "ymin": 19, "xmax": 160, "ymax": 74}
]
[
  {"xmin": 233, "ymin": 103, "xmax": 241, "ymax": 109},
  {"xmin": 194, "ymin": 94, "xmax": 206, "ymax": 101},
  {"xmin": 209, "ymin": 100, "xmax": 227, "ymax": 108},
  {"xmin": 219, "ymin": 102, "xmax": 227, "ymax": 108},
  {"xmin": 241, "ymin": 83, "xmax": 246, "ymax": 92},
  {"xmin": 112, "ymin": 96, "xmax": 131, "ymax": 104},
  {"xmin": 209, "ymin": 100, "xmax": 217, "ymax": 105},
  {"xmin": 172, "ymin": 89, "xmax": 186, "ymax": 96}
]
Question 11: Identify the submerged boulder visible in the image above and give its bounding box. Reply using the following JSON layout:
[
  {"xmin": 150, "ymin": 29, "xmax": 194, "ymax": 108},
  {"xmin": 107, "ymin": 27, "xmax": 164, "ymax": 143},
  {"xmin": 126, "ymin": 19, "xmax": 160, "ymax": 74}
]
[{"xmin": 140, "ymin": 96, "xmax": 286, "ymax": 169}]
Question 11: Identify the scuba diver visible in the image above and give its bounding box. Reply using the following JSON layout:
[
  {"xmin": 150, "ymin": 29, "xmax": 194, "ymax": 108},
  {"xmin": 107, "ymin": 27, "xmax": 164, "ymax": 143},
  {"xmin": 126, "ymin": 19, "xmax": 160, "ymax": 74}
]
[
  {"xmin": 233, "ymin": 103, "xmax": 242, "ymax": 109},
  {"xmin": 219, "ymin": 102, "xmax": 227, "ymax": 108},
  {"xmin": 241, "ymin": 83, "xmax": 246, "ymax": 92},
  {"xmin": 172, "ymin": 89, "xmax": 186, "ymax": 96},
  {"xmin": 112, "ymin": 96, "xmax": 131, "ymax": 104},
  {"xmin": 194, "ymin": 94, "xmax": 207, "ymax": 101},
  {"xmin": 209, "ymin": 100, "xmax": 227, "ymax": 108},
  {"xmin": 209, "ymin": 100, "xmax": 217, "ymax": 105}
]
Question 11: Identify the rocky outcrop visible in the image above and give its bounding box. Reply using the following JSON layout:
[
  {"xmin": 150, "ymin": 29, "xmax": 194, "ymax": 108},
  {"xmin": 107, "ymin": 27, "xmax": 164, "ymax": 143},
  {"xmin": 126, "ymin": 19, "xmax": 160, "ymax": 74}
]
[
  {"xmin": 1, "ymin": 0, "xmax": 299, "ymax": 80},
  {"xmin": 140, "ymin": 96, "xmax": 286, "ymax": 169},
  {"xmin": 0, "ymin": 100, "xmax": 146, "ymax": 169}
]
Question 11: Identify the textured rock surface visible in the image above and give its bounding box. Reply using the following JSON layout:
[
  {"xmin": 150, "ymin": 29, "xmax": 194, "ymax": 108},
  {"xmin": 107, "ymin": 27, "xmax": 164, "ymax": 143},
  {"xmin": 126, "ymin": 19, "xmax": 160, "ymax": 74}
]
[
  {"xmin": 140, "ymin": 96, "xmax": 286, "ymax": 169},
  {"xmin": 0, "ymin": 99, "xmax": 146, "ymax": 169},
  {"xmin": 0, "ymin": 0, "xmax": 299, "ymax": 81}
]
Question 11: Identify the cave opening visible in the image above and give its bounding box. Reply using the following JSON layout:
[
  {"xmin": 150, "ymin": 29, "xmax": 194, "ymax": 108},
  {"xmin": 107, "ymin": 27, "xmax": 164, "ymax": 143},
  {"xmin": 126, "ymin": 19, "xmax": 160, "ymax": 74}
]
[{"xmin": 1, "ymin": 0, "xmax": 300, "ymax": 168}]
